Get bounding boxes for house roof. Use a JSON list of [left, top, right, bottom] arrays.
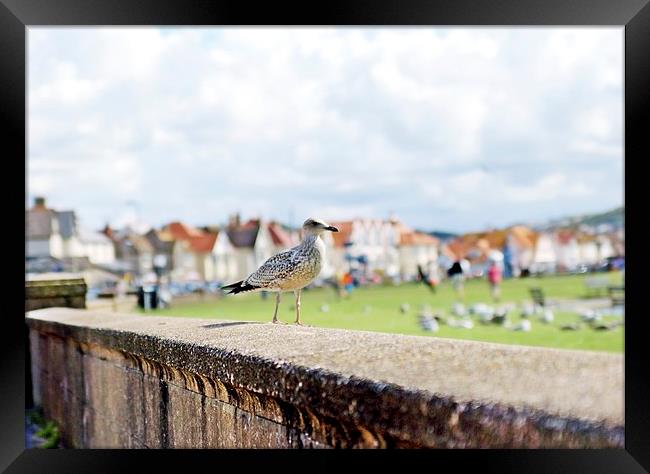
[[449, 226, 538, 260], [156, 229, 174, 242], [243, 218, 261, 228], [329, 221, 354, 247], [57, 211, 76, 239], [575, 232, 597, 244], [165, 222, 204, 240], [187, 233, 218, 253], [327, 218, 440, 248], [77, 228, 112, 244], [509, 225, 538, 248], [556, 229, 576, 245], [26, 206, 81, 240], [399, 231, 439, 246], [462, 229, 509, 249], [121, 233, 154, 254], [144, 229, 176, 253], [267, 222, 294, 248], [443, 240, 467, 260], [226, 220, 260, 248]]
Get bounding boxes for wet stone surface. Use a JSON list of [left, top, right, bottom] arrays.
[[26, 308, 624, 448]]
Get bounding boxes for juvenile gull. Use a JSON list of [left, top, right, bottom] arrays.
[[221, 218, 339, 325]]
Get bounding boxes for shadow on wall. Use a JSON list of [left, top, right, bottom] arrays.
[[201, 321, 264, 329]]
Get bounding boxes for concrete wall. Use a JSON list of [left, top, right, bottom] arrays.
[[26, 307, 624, 449]]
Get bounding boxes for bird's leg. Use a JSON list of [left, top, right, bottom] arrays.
[[294, 289, 302, 325], [272, 292, 286, 324]]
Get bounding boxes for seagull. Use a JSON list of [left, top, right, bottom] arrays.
[[221, 218, 339, 325], [421, 317, 439, 332], [561, 322, 582, 331], [492, 308, 508, 325], [520, 304, 535, 319], [541, 309, 554, 324], [417, 265, 436, 293], [512, 320, 532, 332], [579, 309, 600, 322], [452, 302, 466, 317]]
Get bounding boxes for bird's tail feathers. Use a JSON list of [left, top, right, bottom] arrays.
[[221, 280, 260, 294]]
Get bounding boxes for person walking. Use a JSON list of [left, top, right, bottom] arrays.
[[487, 261, 503, 302], [447, 259, 468, 301]]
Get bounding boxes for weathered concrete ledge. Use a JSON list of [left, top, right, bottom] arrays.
[[26, 308, 623, 448]]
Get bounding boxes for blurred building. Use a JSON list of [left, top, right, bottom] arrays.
[[224, 215, 275, 281], [154, 215, 295, 283], [442, 225, 536, 277], [444, 224, 622, 277], [26, 197, 115, 266], [550, 229, 617, 272], [397, 229, 440, 282], [104, 227, 154, 277], [144, 228, 175, 275], [325, 218, 400, 278], [323, 217, 439, 281], [159, 222, 212, 282]]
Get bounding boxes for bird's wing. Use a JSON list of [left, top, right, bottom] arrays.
[[418, 265, 427, 280], [418, 265, 432, 287], [244, 249, 304, 288]]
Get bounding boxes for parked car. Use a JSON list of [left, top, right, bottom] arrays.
[[206, 281, 224, 294], [607, 256, 625, 271]]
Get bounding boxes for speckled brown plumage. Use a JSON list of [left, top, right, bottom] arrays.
[[221, 218, 339, 324], [244, 234, 324, 291]]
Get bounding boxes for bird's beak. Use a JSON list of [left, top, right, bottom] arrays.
[[325, 226, 339, 232]]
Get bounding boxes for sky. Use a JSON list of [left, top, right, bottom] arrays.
[[27, 27, 623, 233]]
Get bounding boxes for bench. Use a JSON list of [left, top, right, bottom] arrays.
[[585, 276, 610, 297], [608, 286, 625, 306]]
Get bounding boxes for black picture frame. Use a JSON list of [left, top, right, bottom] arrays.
[[3, 0, 648, 471]]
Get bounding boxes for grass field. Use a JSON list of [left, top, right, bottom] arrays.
[[146, 272, 624, 353]]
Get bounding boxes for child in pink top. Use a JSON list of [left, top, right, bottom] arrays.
[[488, 262, 502, 302]]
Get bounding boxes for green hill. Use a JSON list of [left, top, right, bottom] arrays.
[[538, 206, 624, 231]]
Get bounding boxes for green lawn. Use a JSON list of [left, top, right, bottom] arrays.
[[147, 272, 624, 353]]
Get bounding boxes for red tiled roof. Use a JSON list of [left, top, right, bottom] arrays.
[[242, 219, 261, 229], [268, 223, 294, 248], [399, 231, 439, 246], [329, 221, 353, 248], [166, 221, 204, 240], [451, 226, 538, 257], [443, 240, 466, 260], [188, 233, 217, 253], [556, 229, 575, 245], [509, 225, 537, 248]]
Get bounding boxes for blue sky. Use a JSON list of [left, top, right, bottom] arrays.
[[27, 27, 623, 233]]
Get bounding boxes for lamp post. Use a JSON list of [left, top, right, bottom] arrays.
[[153, 254, 167, 308], [153, 254, 167, 285]]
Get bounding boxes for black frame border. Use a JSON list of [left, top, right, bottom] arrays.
[[3, 0, 649, 471]]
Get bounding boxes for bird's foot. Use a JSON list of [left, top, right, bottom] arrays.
[[294, 321, 311, 327], [272, 319, 288, 325]]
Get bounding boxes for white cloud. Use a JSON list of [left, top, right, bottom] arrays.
[[27, 27, 623, 232]]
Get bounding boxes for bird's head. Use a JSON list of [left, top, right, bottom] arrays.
[[302, 218, 339, 236]]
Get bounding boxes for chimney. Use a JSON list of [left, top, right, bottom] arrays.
[[34, 196, 46, 209], [228, 213, 241, 228], [102, 223, 114, 239]]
